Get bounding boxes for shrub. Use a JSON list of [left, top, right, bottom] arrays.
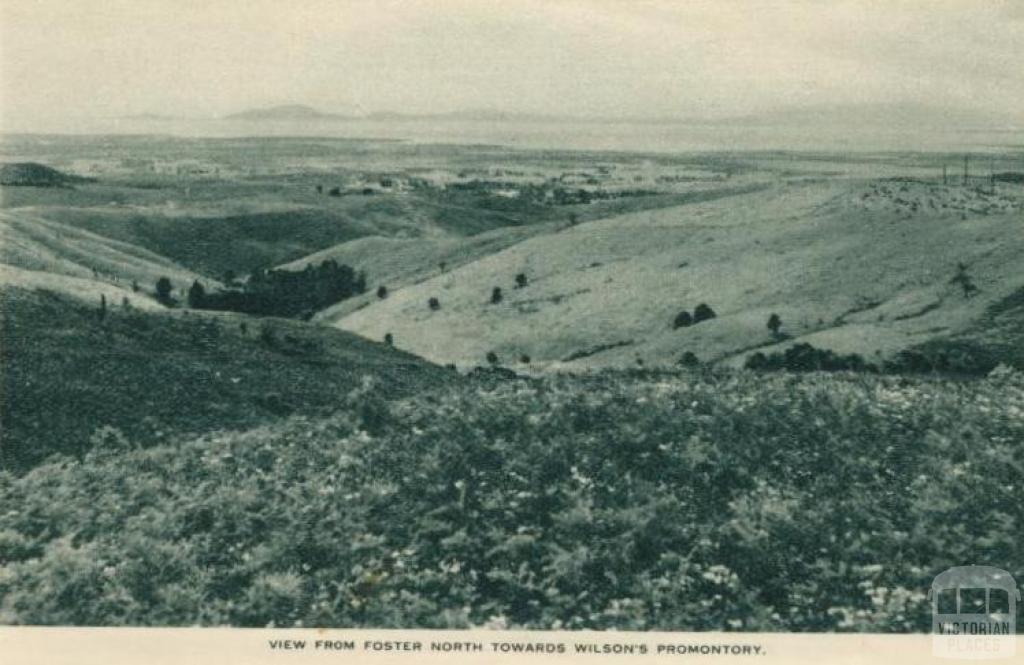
[[428, 297, 441, 311], [259, 325, 278, 349], [673, 310, 693, 329], [384, 333, 394, 346], [519, 354, 531, 364], [515, 273, 528, 288], [486, 351, 499, 365], [491, 287, 503, 304], [679, 351, 700, 367], [377, 285, 388, 299], [693, 303, 717, 323]]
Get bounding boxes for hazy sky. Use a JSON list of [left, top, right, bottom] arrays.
[[2, 0, 1022, 128]]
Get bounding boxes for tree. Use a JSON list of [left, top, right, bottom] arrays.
[[188, 280, 207, 308], [155, 277, 174, 304], [491, 287, 503, 304], [377, 285, 389, 299], [486, 351, 499, 365], [767, 313, 782, 336], [679, 351, 700, 367], [384, 333, 394, 346], [693, 303, 717, 323], [98, 294, 107, 321], [428, 297, 441, 311], [439, 261, 447, 273], [673, 310, 693, 329], [519, 354, 531, 364], [950, 262, 978, 298], [515, 273, 528, 288], [131, 279, 140, 293]]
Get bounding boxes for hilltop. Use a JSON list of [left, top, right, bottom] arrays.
[[0, 162, 90, 187], [224, 104, 353, 121]]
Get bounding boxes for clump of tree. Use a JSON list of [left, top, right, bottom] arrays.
[[190, 260, 366, 318], [745, 343, 874, 373], [491, 287, 503, 304], [428, 297, 441, 311], [673, 303, 717, 329]]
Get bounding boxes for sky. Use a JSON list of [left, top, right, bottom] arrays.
[[1, 0, 1022, 129]]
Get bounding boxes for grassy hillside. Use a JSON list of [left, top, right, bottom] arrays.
[[284, 224, 559, 321], [0, 287, 449, 472], [1, 365, 1020, 628], [334, 178, 1024, 369], [0, 210, 210, 306]]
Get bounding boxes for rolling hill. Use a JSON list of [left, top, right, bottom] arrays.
[[0, 286, 450, 472], [331, 177, 1024, 369], [0, 162, 90, 187], [0, 209, 213, 308]]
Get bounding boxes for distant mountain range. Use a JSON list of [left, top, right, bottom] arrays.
[[223, 104, 562, 123], [219, 103, 1022, 130]]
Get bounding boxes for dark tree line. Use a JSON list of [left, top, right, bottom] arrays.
[[186, 259, 366, 318]]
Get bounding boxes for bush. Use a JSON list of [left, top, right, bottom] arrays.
[[258, 325, 278, 349], [515, 273, 528, 288], [693, 303, 717, 323], [384, 333, 394, 346], [519, 354, 531, 364], [486, 351, 499, 365], [377, 285, 388, 299], [491, 287, 503, 304], [673, 310, 693, 329], [428, 297, 441, 311]]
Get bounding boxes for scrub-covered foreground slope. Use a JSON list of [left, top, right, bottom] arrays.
[[1, 363, 1021, 629]]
